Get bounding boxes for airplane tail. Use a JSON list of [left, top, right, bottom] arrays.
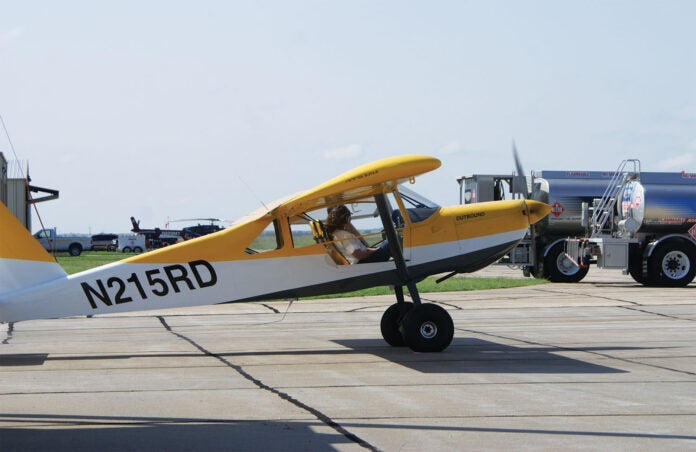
[[0, 202, 67, 296]]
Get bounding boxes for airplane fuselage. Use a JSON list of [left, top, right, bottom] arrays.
[[0, 199, 546, 322]]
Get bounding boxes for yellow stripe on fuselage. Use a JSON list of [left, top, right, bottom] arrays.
[[410, 200, 535, 247], [126, 199, 543, 266], [124, 215, 272, 264]]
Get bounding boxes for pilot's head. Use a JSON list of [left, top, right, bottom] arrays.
[[327, 204, 351, 227]]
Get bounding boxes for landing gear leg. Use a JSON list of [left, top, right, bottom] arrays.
[[374, 193, 454, 352]]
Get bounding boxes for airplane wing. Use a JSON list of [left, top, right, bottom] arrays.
[[277, 155, 441, 217]]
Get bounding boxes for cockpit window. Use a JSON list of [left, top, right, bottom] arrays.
[[291, 199, 384, 248], [398, 186, 439, 209], [246, 220, 283, 253], [393, 185, 439, 226]]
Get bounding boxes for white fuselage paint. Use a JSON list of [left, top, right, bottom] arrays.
[[0, 227, 527, 323]]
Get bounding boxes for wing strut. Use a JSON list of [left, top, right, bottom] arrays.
[[374, 193, 421, 305]]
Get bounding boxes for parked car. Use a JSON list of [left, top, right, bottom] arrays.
[[91, 233, 118, 251]]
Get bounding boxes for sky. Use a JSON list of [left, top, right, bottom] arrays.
[[1, 1, 695, 233]]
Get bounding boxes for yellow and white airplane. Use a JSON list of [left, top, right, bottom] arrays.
[[0, 155, 550, 352]]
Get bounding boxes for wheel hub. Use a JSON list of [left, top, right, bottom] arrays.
[[419, 321, 438, 339], [662, 251, 690, 279], [556, 253, 579, 276]]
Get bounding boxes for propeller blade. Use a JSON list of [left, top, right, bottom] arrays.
[[512, 141, 529, 199]]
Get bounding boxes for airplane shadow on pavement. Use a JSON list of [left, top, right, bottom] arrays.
[[333, 337, 634, 374], [0, 337, 641, 374], [0, 416, 352, 452]]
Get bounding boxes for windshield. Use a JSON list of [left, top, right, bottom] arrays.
[[398, 185, 439, 209], [394, 185, 439, 226]]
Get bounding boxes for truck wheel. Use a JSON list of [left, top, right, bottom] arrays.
[[544, 242, 588, 283], [647, 239, 696, 287], [628, 244, 648, 285], [133, 247, 143, 253], [122, 246, 132, 253], [68, 244, 82, 256]]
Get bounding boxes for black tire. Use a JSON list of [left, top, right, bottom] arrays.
[[380, 302, 413, 346], [68, 244, 82, 256], [647, 239, 696, 287], [401, 303, 454, 353], [544, 242, 589, 283], [122, 247, 132, 253], [133, 247, 143, 253], [628, 244, 649, 285]]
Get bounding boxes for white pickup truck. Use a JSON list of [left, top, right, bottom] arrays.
[[33, 228, 92, 256]]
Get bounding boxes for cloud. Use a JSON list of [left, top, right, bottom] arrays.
[[0, 26, 23, 49], [322, 144, 363, 161], [657, 152, 694, 171], [437, 140, 462, 155]]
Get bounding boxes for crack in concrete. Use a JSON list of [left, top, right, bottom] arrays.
[[156, 315, 380, 452]]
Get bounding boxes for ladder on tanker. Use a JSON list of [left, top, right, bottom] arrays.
[[589, 159, 641, 237]]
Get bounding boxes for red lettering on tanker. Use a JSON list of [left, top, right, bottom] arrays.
[[689, 224, 696, 240], [633, 194, 642, 207], [551, 201, 565, 217]]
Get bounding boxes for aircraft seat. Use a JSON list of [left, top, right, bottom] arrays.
[[309, 220, 350, 266]]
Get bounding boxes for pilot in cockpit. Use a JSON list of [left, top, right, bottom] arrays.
[[325, 205, 391, 264]]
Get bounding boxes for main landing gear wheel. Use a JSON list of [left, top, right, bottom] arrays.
[[380, 302, 414, 346], [400, 303, 454, 353]]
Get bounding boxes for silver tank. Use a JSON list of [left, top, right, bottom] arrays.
[[531, 170, 619, 235], [617, 172, 696, 234], [531, 170, 696, 235]]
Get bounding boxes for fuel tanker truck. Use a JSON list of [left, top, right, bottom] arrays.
[[458, 159, 696, 286]]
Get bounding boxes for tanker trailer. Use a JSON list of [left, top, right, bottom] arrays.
[[458, 160, 696, 286], [602, 171, 696, 286]]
